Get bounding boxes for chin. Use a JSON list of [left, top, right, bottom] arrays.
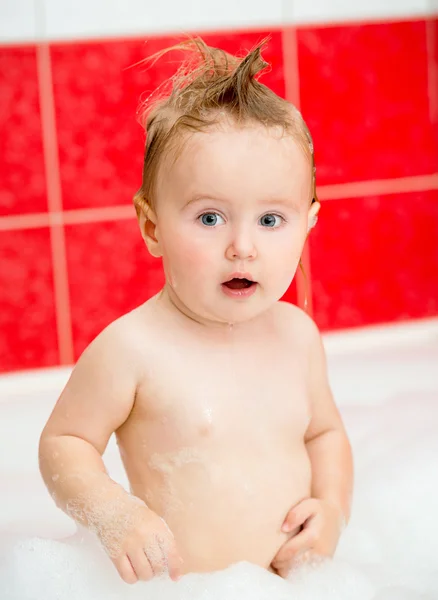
[[212, 304, 272, 325]]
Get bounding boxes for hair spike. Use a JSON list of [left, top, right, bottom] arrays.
[[133, 36, 315, 213]]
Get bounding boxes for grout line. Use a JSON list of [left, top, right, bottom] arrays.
[[317, 173, 438, 200], [298, 241, 314, 314], [62, 204, 135, 225], [1, 174, 437, 232], [281, 25, 314, 315], [0, 205, 136, 231], [281, 25, 300, 106], [0, 212, 53, 231], [36, 41, 74, 365]]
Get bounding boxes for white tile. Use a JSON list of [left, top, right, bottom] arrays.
[[3, 0, 433, 44], [0, 0, 37, 42], [43, 0, 283, 41], [1, 0, 435, 44], [285, 0, 432, 25]]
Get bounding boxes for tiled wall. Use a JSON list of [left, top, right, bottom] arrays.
[[0, 2, 437, 373]]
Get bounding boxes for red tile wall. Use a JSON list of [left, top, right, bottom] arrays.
[[0, 47, 47, 216], [310, 189, 438, 329], [0, 228, 58, 370], [0, 19, 437, 372], [297, 21, 437, 185], [65, 219, 164, 359]]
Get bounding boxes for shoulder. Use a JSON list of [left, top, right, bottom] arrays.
[[274, 304, 332, 404], [273, 301, 326, 373], [274, 301, 321, 344], [78, 304, 151, 375]]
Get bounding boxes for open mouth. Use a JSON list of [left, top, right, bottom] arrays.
[[223, 277, 255, 290], [222, 277, 256, 290]]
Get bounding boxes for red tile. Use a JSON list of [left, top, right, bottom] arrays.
[[51, 39, 151, 211], [0, 228, 58, 372], [298, 20, 436, 185], [50, 30, 284, 211], [309, 189, 438, 330], [0, 46, 47, 216], [430, 17, 438, 79], [65, 219, 164, 358], [428, 18, 438, 152]]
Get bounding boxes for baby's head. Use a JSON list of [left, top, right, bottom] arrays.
[[134, 38, 320, 326]]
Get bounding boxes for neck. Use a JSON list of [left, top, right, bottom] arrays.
[[155, 283, 268, 335]]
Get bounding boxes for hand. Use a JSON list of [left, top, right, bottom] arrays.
[[95, 498, 184, 584], [271, 497, 344, 578]]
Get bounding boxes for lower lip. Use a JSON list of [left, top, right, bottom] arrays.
[[221, 283, 258, 299]]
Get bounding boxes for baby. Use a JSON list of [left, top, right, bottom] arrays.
[[38, 39, 353, 585]]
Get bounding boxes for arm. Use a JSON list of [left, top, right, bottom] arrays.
[[39, 320, 185, 583], [38, 321, 139, 528], [304, 324, 354, 525], [271, 315, 354, 575]]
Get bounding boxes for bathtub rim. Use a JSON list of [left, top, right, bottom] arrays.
[[0, 316, 437, 402]]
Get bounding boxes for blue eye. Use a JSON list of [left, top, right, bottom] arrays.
[[259, 214, 283, 228], [199, 213, 225, 227]]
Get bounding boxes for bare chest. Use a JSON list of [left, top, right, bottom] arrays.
[[123, 340, 311, 455]]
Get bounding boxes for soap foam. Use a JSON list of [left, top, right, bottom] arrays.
[[0, 532, 377, 600], [1, 388, 437, 599]]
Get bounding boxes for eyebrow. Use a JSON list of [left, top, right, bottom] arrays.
[[183, 194, 218, 206], [264, 197, 302, 210], [183, 194, 302, 212]]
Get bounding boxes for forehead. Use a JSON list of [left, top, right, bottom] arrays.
[[159, 123, 312, 203]]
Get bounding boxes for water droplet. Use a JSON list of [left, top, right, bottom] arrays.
[[170, 271, 178, 289], [203, 406, 213, 423]]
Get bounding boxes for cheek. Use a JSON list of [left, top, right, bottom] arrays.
[[163, 229, 216, 275], [267, 227, 305, 261], [264, 230, 305, 284]]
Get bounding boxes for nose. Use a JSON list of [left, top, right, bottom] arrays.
[[225, 225, 257, 261]]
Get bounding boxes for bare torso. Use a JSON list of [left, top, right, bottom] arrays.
[[116, 296, 312, 574]]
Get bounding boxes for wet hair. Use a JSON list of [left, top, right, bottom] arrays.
[[133, 37, 317, 217]]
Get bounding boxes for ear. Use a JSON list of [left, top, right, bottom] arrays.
[[307, 200, 320, 235], [138, 206, 162, 258]]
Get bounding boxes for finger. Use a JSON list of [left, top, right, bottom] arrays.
[[274, 556, 306, 579], [127, 547, 155, 581], [282, 528, 315, 558], [145, 537, 169, 577], [275, 550, 315, 578], [275, 564, 292, 579], [114, 554, 138, 585], [272, 529, 315, 565], [281, 498, 316, 532], [166, 542, 184, 581], [282, 498, 317, 532]]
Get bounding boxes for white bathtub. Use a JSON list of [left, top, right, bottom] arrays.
[[1, 319, 437, 600]]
